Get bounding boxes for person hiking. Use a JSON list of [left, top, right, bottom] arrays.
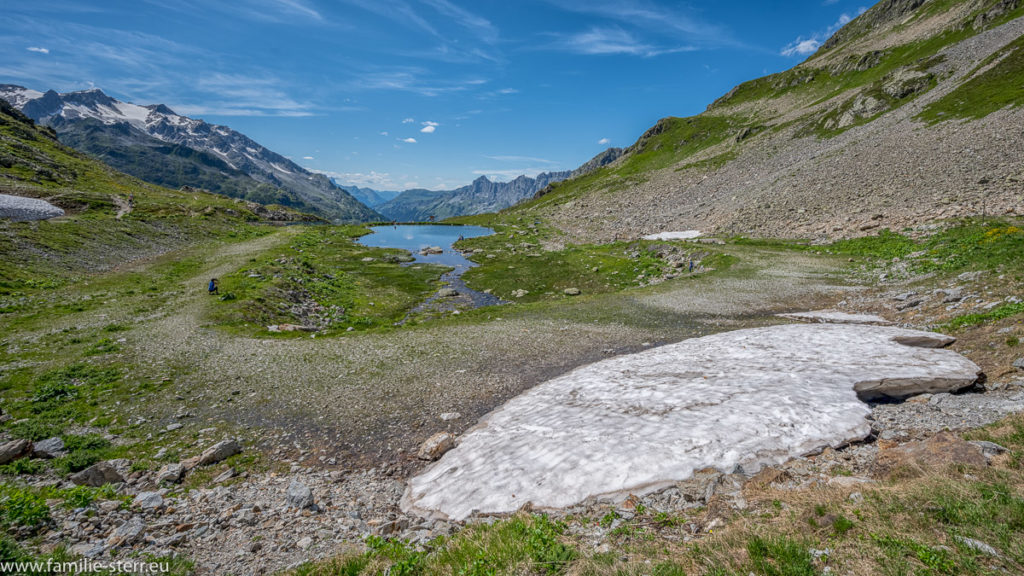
[[208, 278, 219, 295]]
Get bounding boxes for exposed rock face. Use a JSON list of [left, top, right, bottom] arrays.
[[71, 461, 125, 487], [0, 439, 32, 465], [403, 324, 980, 520]]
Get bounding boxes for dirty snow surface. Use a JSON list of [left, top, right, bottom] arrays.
[[403, 324, 980, 520], [642, 230, 702, 240], [778, 310, 892, 325], [0, 194, 64, 221]]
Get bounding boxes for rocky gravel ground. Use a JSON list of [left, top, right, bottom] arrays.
[[4, 231, 1024, 575]]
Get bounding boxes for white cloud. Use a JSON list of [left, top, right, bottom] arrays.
[[485, 155, 558, 164], [781, 38, 821, 57], [303, 156, 314, 160], [26, 46, 49, 54], [598, 137, 611, 145], [312, 169, 395, 188], [781, 10, 865, 58], [497, 88, 518, 94], [380, 131, 389, 136], [402, 117, 415, 123], [400, 137, 417, 143], [420, 125, 436, 133]]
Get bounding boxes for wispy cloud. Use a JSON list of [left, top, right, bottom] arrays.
[[402, 118, 415, 123], [421, 0, 498, 43], [471, 168, 557, 181], [26, 46, 49, 54], [542, 0, 740, 53], [303, 155, 315, 160], [400, 137, 417, 143], [313, 169, 398, 189], [351, 68, 488, 96], [780, 9, 865, 57], [484, 155, 559, 164], [420, 120, 439, 133], [141, 0, 326, 24], [598, 137, 611, 145]]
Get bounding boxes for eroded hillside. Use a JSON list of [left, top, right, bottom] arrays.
[[520, 0, 1024, 242]]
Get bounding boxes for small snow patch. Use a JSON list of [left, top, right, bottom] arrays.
[[642, 230, 702, 241]]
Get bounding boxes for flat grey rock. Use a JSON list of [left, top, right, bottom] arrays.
[[403, 324, 980, 520]]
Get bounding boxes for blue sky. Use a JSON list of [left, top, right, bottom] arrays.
[[2, 1, 867, 191]]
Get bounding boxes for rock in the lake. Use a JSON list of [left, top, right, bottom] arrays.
[[437, 288, 458, 298], [32, 437, 66, 459], [71, 461, 124, 487], [157, 463, 185, 484], [0, 439, 32, 465], [417, 432, 456, 461], [198, 439, 241, 466], [286, 480, 315, 509], [134, 492, 164, 511]]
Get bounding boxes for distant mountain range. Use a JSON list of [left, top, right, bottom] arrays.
[[338, 148, 624, 222], [0, 85, 380, 223], [331, 183, 402, 208]]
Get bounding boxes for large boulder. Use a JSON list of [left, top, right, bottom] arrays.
[[286, 480, 315, 509], [32, 437, 66, 459], [156, 463, 184, 484], [0, 439, 32, 465], [71, 461, 125, 487], [198, 439, 241, 466], [417, 432, 456, 461]]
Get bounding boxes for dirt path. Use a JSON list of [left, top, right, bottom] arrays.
[[125, 243, 854, 472]]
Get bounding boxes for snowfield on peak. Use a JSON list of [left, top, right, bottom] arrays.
[[403, 323, 980, 521]]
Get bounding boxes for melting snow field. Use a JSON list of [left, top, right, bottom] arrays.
[[403, 324, 980, 520]]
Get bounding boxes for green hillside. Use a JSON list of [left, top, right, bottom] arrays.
[[513, 0, 1024, 235], [0, 99, 318, 293]]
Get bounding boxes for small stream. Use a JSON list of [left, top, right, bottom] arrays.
[[357, 224, 505, 316]]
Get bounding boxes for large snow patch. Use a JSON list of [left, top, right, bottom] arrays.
[[403, 324, 980, 520]]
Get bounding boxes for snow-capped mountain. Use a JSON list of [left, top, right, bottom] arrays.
[[0, 85, 380, 223]]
